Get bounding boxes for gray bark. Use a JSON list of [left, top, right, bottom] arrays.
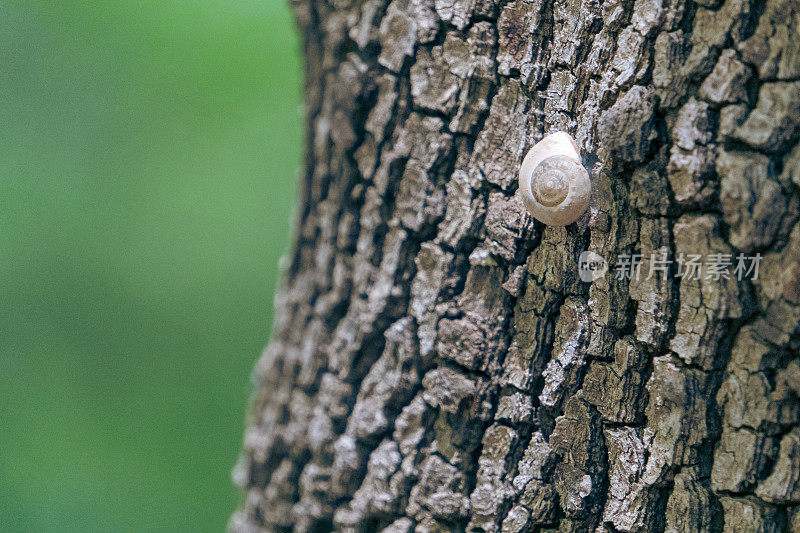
[[231, 0, 800, 531]]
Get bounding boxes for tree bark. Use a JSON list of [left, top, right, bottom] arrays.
[[231, 0, 800, 531]]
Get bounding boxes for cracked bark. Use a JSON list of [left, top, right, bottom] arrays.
[[231, 0, 800, 531]]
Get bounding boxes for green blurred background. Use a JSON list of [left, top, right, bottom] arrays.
[[1, 1, 302, 531]]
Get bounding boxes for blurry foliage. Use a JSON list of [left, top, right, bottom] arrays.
[[0, 1, 302, 530]]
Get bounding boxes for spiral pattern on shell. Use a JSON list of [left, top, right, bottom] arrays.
[[531, 156, 572, 207], [518, 132, 591, 226]]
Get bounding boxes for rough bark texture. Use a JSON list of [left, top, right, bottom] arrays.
[[231, 0, 800, 531]]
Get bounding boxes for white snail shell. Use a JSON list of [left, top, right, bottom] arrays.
[[519, 132, 591, 226]]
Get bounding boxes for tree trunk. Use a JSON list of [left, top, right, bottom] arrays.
[[231, 0, 800, 530]]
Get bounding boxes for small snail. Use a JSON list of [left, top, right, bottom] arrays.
[[518, 132, 591, 226]]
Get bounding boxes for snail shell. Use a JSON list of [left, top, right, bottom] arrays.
[[519, 132, 591, 226]]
